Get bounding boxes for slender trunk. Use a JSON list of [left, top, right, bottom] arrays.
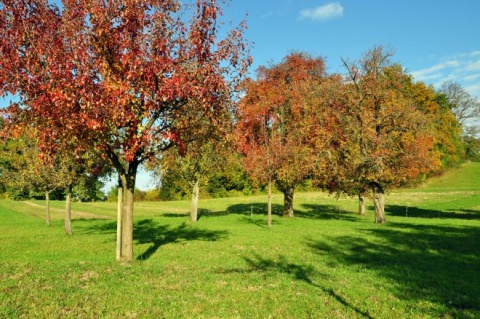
[[190, 178, 200, 223], [267, 179, 272, 227], [372, 182, 386, 224], [64, 185, 72, 235], [116, 178, 123, 261], [119, 162, 138, 262], [45, 191, 51, 226], [282, 186, 295, 217], [358, 193, 366, 215]]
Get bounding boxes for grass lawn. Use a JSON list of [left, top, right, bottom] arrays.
[[1, 162, 479, 318]]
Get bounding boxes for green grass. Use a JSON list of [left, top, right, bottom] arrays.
[[1, 163, 480, 318]]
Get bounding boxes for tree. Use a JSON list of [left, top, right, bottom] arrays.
[[404, 82, 464, 169], [331, 47, 440, 223], [237, 52, 338, 219], [0, 127, 105, 234], [439, 81, 480, 162], [152, 141, 221, 222], [1, 0, 250, 261], [440, 81, 480, 135], [1, 131, 65, 226]]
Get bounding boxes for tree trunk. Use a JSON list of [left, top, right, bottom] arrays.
[[372, 182, 386, 223], [190, 178, 200, 223], [64, 185, 72, 235], [116, 178, 123, 261], [45, 191, 51, 226], [267, 179, 272, 227], [282, 187, 295, 217], [118, 162, 138, 262], [358, 193, 366, 215]]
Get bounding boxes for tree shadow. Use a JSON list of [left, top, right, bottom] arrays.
[[225, 203, 284, 216], [217, 253, 373, 319], [85, 218, 228, 260], [306, 222, 480, 317], [298, 204, 358, 221], [237, 215, 281, 228], [163, 208, 214, 221], [386, 205, 480, 220], [134, 219, 228, 260]]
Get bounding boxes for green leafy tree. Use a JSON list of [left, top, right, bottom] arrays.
[[1, 131, 65, 225]]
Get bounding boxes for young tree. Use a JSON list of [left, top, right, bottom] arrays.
[[1, 132, 64, 225], [237, 52, 338, 218], [150, 140, 215, 222], [1, 0, 250, 261]]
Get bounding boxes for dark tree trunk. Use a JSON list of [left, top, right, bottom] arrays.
[[358, 193, 366, 216], [282, 186, 295, 217], [64, 185, 73, 235], [267, 179, 272, 227], [190, 178, 200, 223], [45, 191, 51, 226], [371, 182, 386, 223]]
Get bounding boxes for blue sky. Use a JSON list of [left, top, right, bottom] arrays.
[[2, 0, 479, 190], [223, 0, 480, 96]]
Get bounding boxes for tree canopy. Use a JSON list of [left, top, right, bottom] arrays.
[[1, 0, 251, 261]]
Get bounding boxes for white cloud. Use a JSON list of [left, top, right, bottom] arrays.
[[410, 60, 461, 80], [410, 52, 480, 97], [465, 60, 480, 72], [300, 2, 343, 21]]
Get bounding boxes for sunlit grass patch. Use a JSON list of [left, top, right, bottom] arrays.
[[1, 162, 479, 318]]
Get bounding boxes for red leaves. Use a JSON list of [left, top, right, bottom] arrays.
[[236, 53, 335, 187], [1, 0, 250, 168]]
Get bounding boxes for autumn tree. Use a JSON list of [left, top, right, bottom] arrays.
[[237, 52, 338, 219], [402, 81, 464, 169], [1, 0, 250, 261], [331, 47, 440, 223]]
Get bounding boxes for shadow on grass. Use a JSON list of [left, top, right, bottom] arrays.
[[306, 222, 480, 317], [218, 253, 373, 319], [298, 204, 358, 221], [226, 203, 283, 216], [85, 219, 228, 260], [223, 202, 359, 221], [386, 205, 480, 220]]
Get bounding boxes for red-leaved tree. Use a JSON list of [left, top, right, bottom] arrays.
[[236, 53, 339, 219], [0, 0, 250, 261]]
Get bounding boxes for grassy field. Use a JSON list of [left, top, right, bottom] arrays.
[[1, 163, 479, 318]]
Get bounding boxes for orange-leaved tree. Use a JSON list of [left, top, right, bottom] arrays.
[[0, 0, 251, 261], [236, 52, 339, 220], [329, 47, 441, 223]]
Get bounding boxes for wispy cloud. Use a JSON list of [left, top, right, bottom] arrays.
[[411, 51, 480, 97], [299, 2, 343, 22]]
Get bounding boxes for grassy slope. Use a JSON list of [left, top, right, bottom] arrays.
[[1, 163, 479, 318]]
